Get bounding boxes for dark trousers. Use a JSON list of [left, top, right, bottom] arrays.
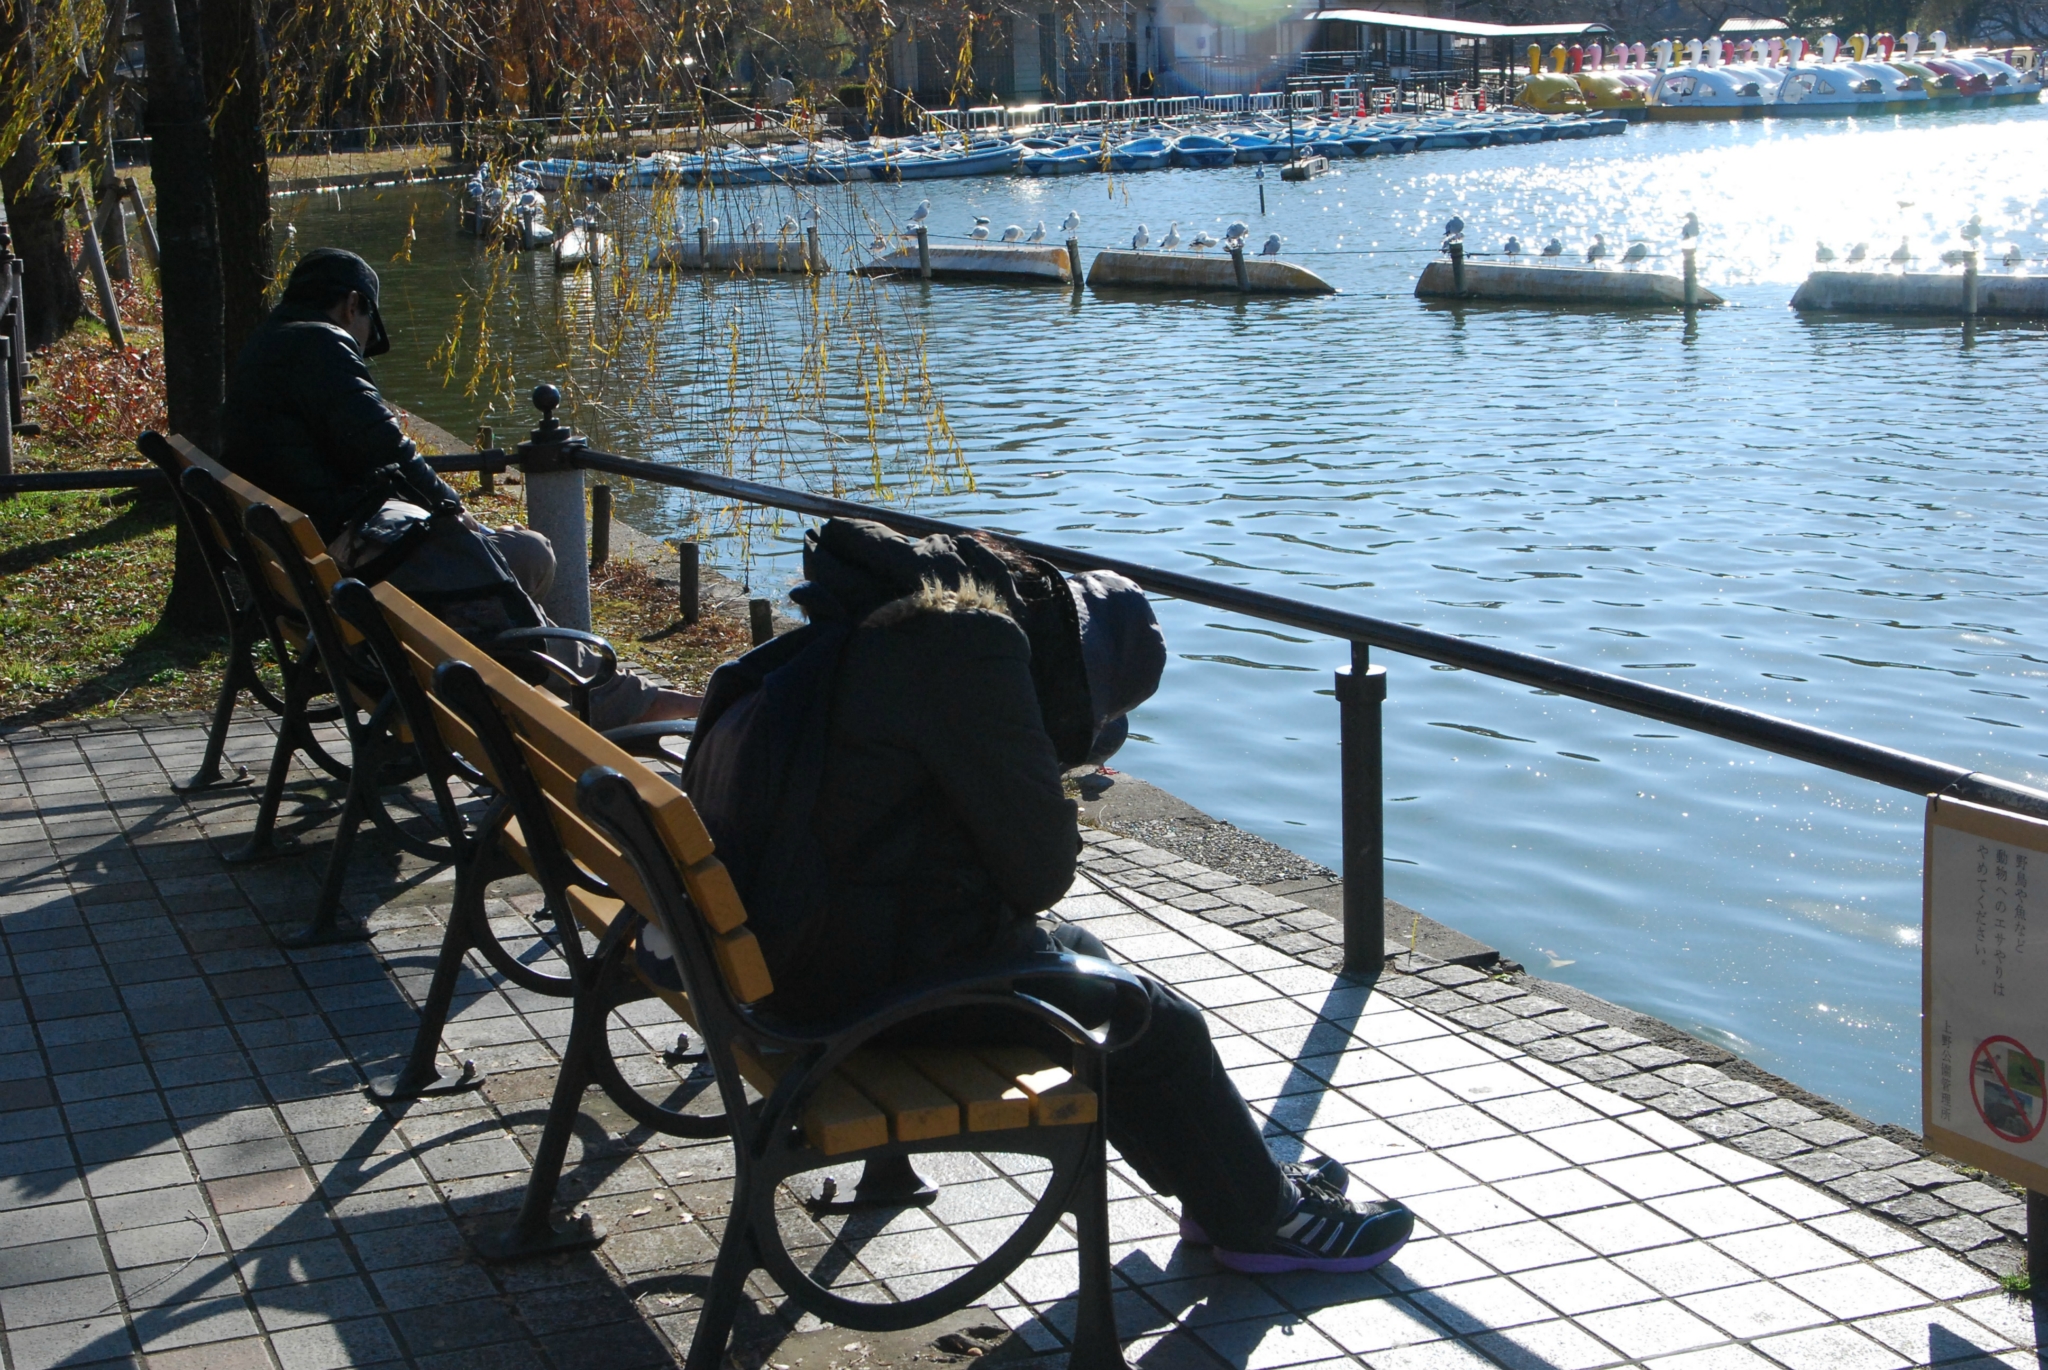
[[899, 922, 1294, 1249]]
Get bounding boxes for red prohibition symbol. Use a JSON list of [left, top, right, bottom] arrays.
[[1970, 1036, 2048, 1145]]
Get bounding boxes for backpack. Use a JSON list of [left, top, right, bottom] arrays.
[[327, 466, 545, 643]]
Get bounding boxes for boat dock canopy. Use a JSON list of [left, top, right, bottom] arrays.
[[1717, 16, 1793, 32], [1305, 8, 1613, 39]]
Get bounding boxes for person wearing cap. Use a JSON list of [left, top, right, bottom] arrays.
[[674, 518, 1415, 1277], [221, 248, 696, 727]]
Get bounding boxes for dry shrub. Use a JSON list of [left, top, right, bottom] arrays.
[[36, 340, 168, 452]]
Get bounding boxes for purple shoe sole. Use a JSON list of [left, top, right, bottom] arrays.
[[1179, 1215, 1209, 1245], [1210, 1231, 1410, 1275]]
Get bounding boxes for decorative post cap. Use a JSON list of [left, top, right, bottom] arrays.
[[517, 382, 585, 473]]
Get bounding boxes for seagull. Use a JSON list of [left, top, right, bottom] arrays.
[[1225, 220, 1250, 244], [1962, 212, 1983, 241], [744, 217, 764, 238], [1586, 234, 1609, 262], [2005, 244, 2025, 268], [1503, 236, 1521, 256], [969, 217, 990, 241], [868, 233, 889, 252], [909, 199, 930, 225], [1132, 223, 1149, 251], [1190, 230, 1218, 251], [779, 215, 799, 234], [1060, 209, 1081, 234], [1260, 233, 1282, 257], [1000, 224, 1023, 243], [700, 216, 720, 237], [1815, 242, 1836, 263], [1891, 236, 1913, 264], [1622, 241, 1648, 266], [1443, 215, 1465, 241], [1541, 236, 1564, 257], [1025, 221, 1046, 244], [1940, 248, 1973, 266], [1160, 222, 1181, 251], [1680, 212, 1701, 243], [1847, 242, 1868, 263]]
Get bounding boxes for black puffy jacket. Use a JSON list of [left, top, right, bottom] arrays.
[[686, 519, 1084, 1022], [220, 302, 458, 542]]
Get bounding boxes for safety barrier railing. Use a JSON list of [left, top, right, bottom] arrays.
[[467, 397, 2048, 981]]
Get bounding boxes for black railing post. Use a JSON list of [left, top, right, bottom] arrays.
[[1336, 640, 1387, 972]]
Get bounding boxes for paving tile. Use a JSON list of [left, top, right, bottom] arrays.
[[1304, 1294, 1448, 1354], [1450, 1221, 1594, 1275], [1510, 1256, 1657, 1315], [1648, 1186, 1786, 1238], [1750, 1324, 1912, 1370], [1468, 1317, 1623, 1370], [1533, 1119, 1659, 1166], [1577, 1300, 1726, 1359], [1616, 1241, 1759, 1297], [1806, 1212, 1925, 1259], [1851, 1305, 2012, 1361], [1492, 1168, 1629, 1219], [1586, 1154, 1722, 1200], [1778, 1265, 1930, 1320], [1680, 1281, 1832, 1338], [1711, 1225, 1859, 1279], [1870, 1247, 1999, 1300], [1405, 1277, 1554, 1334]]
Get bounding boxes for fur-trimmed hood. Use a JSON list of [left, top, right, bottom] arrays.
[[862, 576, 1013, 630]]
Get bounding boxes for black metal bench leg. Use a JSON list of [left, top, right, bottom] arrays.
[[683, 1184, 761, 1370], [1067, 1078, 1129, 1370], [176, 638, 252, 793], [471, 969, 608, 1261], [221, 707, 301, 863], [365, 870, 486, 1101], [276, 777, 376, 948]]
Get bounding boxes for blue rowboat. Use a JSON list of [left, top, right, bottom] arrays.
[[1106, 136, 1173, 172], [1170, 134, 1237, 169]]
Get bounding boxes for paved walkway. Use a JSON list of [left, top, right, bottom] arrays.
[[0, 710, 2041, 1370]]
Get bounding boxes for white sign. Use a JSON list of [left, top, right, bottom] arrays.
[[1925, 795, 2048, 1192]]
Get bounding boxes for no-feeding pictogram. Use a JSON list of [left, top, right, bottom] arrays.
[[1969, 1036, 2046, 1144]]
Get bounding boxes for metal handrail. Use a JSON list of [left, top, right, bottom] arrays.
[[567, 446, 2048, 825]]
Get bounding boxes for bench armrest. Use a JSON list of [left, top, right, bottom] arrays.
[[754, 951, 1153, 1059], [487, 626, 618, 721], [600, 719, 694, 765]]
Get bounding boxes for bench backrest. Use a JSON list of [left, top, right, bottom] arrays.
[[375, 582, 773, 1005]]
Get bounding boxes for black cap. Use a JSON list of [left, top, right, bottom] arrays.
[[280, 248, 391, 356]]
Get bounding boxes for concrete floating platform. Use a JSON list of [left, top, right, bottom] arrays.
[[1791, 269, 2048, 317], [1414, 260, 1722, 308], [1086, 249, 1335, 296], [648, 239, 822, 273], [854, 242, 1073, 284], [1280, 155, 1332, 181]]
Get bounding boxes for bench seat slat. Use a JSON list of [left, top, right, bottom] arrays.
[[901, 1050, 1033, 1132], [835, 1051, 962, 1142], [972, 1048, 1097, 1126]]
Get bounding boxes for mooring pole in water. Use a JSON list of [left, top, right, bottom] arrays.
[[1230, 241, 1250, 293], [475, 426, 494, 494], [1065, 236, 1082, 284], [697, 224, 710, 268], [589, 483, 612, 570], [1964, 251, 1979, 319], [1257, 164, 1267, 216], [806, 224, 822, 273], [678, 541, 700, 623], [750, 598, 774, 645], [518, 385, 592, 632], [1449, 240, 1466, 296], [917, 224, 932, 279], [1337, 640, 1388, 973], [1683, 247, 1699, 310]]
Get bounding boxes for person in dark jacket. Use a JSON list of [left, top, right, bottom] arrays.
[[221, 248, 693, 728], [679, 518, 1415, 1276]]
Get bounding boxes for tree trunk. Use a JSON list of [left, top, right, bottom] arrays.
[[202, 0, 270, 361], [0, 0, 85, 349], [138, 0, 225, 632], [89, 0, 131, 282]]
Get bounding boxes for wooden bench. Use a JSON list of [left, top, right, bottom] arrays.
[[136, 431, 336, 792], [329, 577, 691, 1099], [415, 608, 1150, 1370]]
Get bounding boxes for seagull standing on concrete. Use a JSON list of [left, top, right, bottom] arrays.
[[1680, 212, 1701, 244], [1132, 223, 1150, 250], [1160, 221, 1181, 251], [1260, 233, 1282, 257], [1001, 224, 1023, 242], [1503, 236, 1521, 256], [1025, 221, 1046, 244], [1060, 209, 1082, 234], [1586, 234, 1609, 263], [1190, 230, 1218, 251], [744, 217, 765, 238], [1541, 236, 1564, 257], [2005, 244, 2025, 268], [1225, 220, 1250, 245], [1847, 242, 1868, 263], [969, 217, 991, 241], [780, 215, 799, 234], [1962, 212, 1983, 241], [1891, 237, 1913, 264], [1622, 241, 1648, 267], [1815, 242, 1836, 263]]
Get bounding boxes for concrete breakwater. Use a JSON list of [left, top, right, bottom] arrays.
[[1415, 259, 1723, 307], [1792, 267, 2048, 316]]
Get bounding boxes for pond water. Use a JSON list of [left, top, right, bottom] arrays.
[[301, 105, 2048, 1127]]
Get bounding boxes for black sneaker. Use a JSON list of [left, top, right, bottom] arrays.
[[1213, 1182, 1414, 1275], [1178, 1156, 1351, 1245]]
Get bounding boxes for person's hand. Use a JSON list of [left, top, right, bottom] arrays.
[[459, 510, 485, 534]]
